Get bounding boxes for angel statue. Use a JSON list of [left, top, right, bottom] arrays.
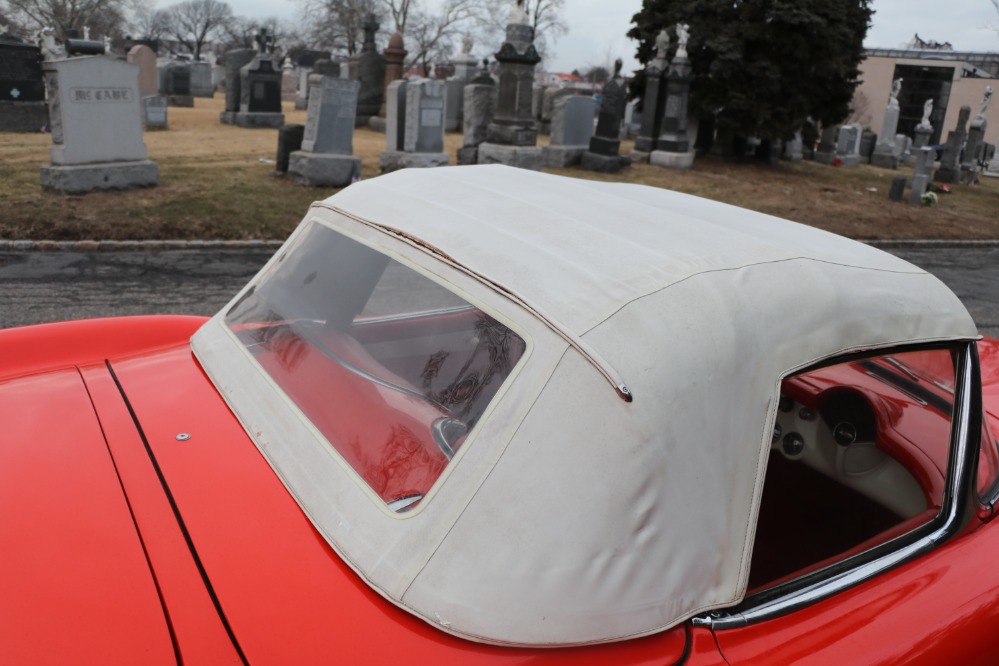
[[654, 28, 670, 63], [890, 77, 902, 105], [920, 98, 933, 128], [675, 23, 690, 59]]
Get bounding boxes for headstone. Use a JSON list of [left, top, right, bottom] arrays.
[[477, 2, 542, 170], [835, 123, 862, 167], [141, 95, 167, 129], [39, 55, 158, 193], [0, 39, 49, 132], [888, 174, 906, 202], [633, 30, 669, 159], [379, 78, 449, 172], [236, 31, 285, 129], [355, 13, 385, 127], [281, 60, 296, 101], [542, 95, 595, 168], [274, 124, 304, 174], [539, 86, 571, 137], [782, 131, 803, 162], [445, 78, 464, 132], [444, 43, 478, 133], [451, 38, 478, 81], [814, 125, 838, 164], [384, 79, 407, 152], [294, 67, 311, 109], [908, 147, 935, 205], [858, 129, 877, 163], [983, 143, 999, 178], [650, 23, 695, 170], [961, 87, 993, 184], [220, 47, 255, 124], [583, 58, 630, 172], [871, 78, 903, 168], [531, 86, 546, 133], [160, 62, 193, 107], [370, 31, 406, 131], [935, 105, 970, 183], [126, 45, 157, 97], [895, 134, 911, 164], [622, 100, 637, 138], [289, 77, 361, 186], [190, 61, 213, 97], [456, 63, 496, 165]]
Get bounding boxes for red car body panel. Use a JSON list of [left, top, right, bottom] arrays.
[[108, 341, 694, 664], [0, 366, 175, 664], [7, 315, 999, 664], [713, 515, 999, 664]]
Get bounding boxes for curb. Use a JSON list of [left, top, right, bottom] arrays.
[[864, 240, 999, 249]]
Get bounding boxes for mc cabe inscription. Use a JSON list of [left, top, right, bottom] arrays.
[[71, 87, 133, 102]]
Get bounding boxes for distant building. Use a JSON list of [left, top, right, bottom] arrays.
[[854, 44, 999, 145]]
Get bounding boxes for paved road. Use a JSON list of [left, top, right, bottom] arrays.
[[0, 246, 997, 338]]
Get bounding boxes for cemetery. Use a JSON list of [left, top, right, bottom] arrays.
[[0, 5, 997, 243]]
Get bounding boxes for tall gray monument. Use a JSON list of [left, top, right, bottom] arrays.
[[582, 59, 629, 173], [961, 85, 993, 184], [355, 14, 385, 127], [871, 77, 902, 168], [477, 1, 542, 170], [236, 30, 284, 129], [457, 61, 496, 165], [650, 24, 695, 170], [934, 105, 970, 184], [220, 47, 255, 125], [632, 27, 670, 161], [288, 76, 361, 187]]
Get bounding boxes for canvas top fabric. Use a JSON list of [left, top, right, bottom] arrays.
[[192, 165, 977, 646]]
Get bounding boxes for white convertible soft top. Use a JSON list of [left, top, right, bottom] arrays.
[[192, 165, 977, 646]]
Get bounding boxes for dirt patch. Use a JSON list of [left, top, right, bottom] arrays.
[[1, 93, 996, 241]]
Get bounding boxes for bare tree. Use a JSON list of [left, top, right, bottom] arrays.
[[219, 15, 289, 53], [162, 0, 231, 60], [404, 0, 482, 72], [3, 0, 128, 41], [380, 0, 414, 33], [127, 0, 170, 41], [296, 0, 380, 56]]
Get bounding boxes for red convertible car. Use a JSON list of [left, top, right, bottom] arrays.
[[3, 165, 999, 664]]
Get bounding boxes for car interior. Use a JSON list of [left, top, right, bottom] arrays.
[[748, 348, 956, 592]]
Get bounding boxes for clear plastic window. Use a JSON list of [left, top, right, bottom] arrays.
[[225, 223, 526, 512]]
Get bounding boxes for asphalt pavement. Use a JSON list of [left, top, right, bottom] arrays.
[[0, 244, 996, 338]]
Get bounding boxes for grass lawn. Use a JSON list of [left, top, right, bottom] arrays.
[[1, 93, 997, 241]]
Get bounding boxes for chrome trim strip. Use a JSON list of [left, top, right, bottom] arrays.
[[704, 344, 978, 631]]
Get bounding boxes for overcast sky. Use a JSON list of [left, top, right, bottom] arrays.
[[225, 0, 999, 74]]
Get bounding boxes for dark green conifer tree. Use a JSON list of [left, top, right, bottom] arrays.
[[628, 0, 873, 143]]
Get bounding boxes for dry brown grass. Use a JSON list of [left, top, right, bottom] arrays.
[[1, 92, 997, 241]]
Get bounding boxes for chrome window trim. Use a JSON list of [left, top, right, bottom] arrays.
[[696, 342, 981, 631]]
